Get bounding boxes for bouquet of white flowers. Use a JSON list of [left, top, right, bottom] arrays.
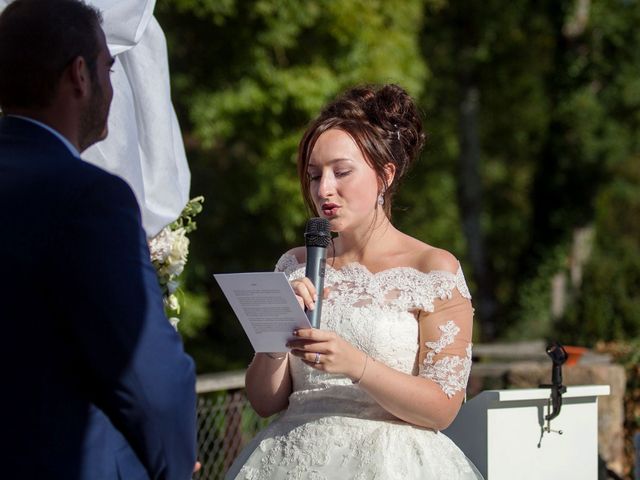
[[148, 196, 204, 328]]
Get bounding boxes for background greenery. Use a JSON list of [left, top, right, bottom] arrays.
[[154, 0, 640, 373]]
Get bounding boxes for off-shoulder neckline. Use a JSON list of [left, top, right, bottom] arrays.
[[279, 252, 462, 279]]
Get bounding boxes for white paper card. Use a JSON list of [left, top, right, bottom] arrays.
[[214, 272, 312, 352]]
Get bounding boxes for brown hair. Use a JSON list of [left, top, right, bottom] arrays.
[[297, 84, 426, 218], [0, 0, 103, 110]]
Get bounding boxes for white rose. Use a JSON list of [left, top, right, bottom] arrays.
[[169, 228, 189, 263], [164, 259, 185, 277], [168, 317, 180, 330], [167, 280, 179, 294], [164, 294, 179, 312], [148, 227, 173, 263]]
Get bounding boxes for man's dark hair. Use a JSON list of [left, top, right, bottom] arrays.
[[0, 0, 103, 110]]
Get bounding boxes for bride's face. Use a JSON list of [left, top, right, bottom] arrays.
[[307, 128, 380, 233]]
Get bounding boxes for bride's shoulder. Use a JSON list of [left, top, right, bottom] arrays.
[[284, 247, 306, 264], [274, 247, 305, 272], [410, 241, 460, 275]]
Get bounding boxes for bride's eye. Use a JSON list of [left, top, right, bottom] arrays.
[[335, 170, 351, 178]]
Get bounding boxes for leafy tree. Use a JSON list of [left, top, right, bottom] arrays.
[[519, 0, 640, 342], [420, 0, 640, 341], [419, 0, 556, 339], [559, 157, 640, 344]]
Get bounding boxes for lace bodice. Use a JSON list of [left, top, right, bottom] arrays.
[[274, 253, 474, 420]]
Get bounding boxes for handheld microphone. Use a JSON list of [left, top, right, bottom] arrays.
[[304, 217, 331, 328]]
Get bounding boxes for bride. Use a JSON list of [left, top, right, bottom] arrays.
[[226, 84, 483, 479]]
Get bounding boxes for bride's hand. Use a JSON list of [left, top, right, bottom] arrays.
[[290, 277, 317, 310], [290, 278, 330, 311], [286, 328, 365, 381]]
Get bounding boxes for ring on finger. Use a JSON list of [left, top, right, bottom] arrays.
[[314, 352, 321, 364]]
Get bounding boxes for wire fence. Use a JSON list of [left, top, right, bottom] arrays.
[[193, 372, 271, 480]]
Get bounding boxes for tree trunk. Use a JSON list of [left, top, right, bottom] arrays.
[[457, 82, 498, 340]]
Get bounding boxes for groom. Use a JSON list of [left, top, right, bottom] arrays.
[[0, 1, 197, 479]]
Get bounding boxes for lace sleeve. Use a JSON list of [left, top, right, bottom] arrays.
[[274, 252, 306, 281], [417, 286, 474, 398]]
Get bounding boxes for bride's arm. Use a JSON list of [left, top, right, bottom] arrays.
[[245, 353, 292, 418], [359, 369, 464, 431], [355, 287, 472, 430], [245, 249, 306, 417]]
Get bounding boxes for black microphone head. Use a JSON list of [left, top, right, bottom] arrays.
[[304, 217, 331, 248]]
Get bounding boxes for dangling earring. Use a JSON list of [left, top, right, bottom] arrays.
[[377, 191, 385, 206]]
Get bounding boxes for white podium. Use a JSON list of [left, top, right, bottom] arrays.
[[443, 385, 610, 480]]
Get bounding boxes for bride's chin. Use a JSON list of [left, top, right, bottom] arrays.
[[327, 218, 344, 232]]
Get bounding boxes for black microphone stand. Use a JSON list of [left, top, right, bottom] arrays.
[[538, 342, 568, 443]]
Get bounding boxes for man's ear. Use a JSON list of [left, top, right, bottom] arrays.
[[65, 56, 91, 99]]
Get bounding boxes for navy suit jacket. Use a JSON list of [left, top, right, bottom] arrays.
[[0, 116, 197, 480]]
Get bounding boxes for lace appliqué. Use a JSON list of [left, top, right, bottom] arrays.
[[421, 320, 472, 398], [274, 253, 471, 313], [455, 269, 472, 301], [239, 428, 331, 480], [275, 253, 300, 274]]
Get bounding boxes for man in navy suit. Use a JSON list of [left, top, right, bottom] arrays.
[[0, 1, 197, 478]]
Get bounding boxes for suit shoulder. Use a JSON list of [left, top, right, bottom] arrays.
[[72, 161, 138, 208]]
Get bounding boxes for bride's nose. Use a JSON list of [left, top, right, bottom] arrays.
[[317, 172, 336, 199]]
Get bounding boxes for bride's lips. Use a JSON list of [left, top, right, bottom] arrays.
[[321, 203, 340, 217]]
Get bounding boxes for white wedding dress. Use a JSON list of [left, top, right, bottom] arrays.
[[226, 253, 483, 480]]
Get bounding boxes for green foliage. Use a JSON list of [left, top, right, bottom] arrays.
[[419, 0, 558, 319], [503, 245, 569, 341], [395, 170, 465, 255], [504, 0, 640, 341], [175, 288, 210, 338], [558, 157, 640, 345], [170, 196, 204, 234]]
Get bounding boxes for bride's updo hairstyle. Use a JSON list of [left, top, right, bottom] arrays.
[[297, 84, 426, 218]]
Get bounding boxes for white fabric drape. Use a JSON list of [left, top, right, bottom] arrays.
[[92, 0, 155, 56], [0, 0, 192, 238], [86, 0, 191, 238]]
